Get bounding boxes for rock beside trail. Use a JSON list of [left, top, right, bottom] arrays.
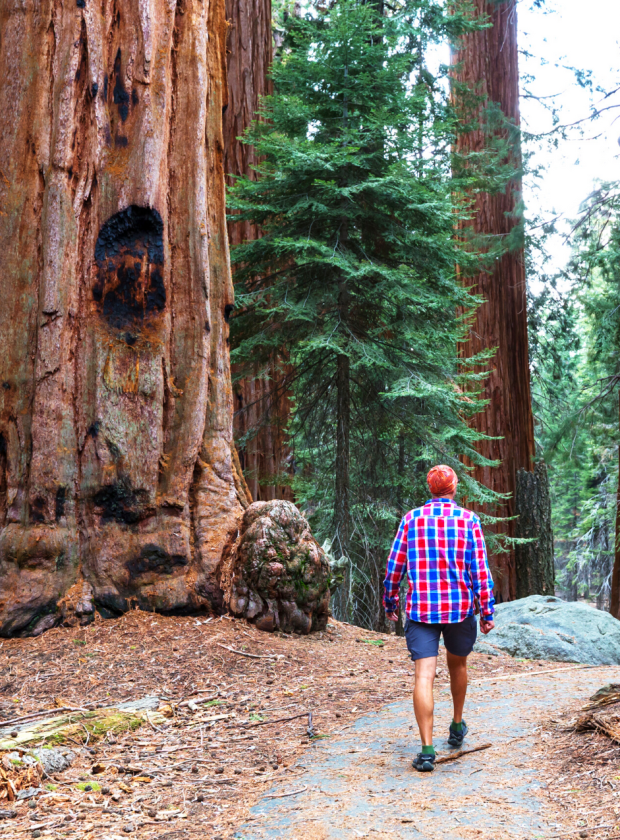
[[475, 595, 620, 664], [32, 747, 75, 775], [222, 501, 331, 634], [4, 748, 75, 776]]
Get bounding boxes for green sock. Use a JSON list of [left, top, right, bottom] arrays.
[[452, 719, 464, 733], [421, 745, 435, 756]]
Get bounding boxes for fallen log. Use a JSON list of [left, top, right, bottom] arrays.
[[0, 699, 168, 751]]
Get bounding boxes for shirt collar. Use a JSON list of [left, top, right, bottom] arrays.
[[425, 498, 455, 505]]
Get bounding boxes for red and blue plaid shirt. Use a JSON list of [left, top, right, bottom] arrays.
[[383, 498, 495, 624]]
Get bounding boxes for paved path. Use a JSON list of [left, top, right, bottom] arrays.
[[235, 664, 619, 840]]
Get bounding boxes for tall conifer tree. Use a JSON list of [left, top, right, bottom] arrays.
[[229, 0, 499, 625]]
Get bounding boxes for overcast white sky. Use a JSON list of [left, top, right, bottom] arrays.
[[518, 0, 620, 275]]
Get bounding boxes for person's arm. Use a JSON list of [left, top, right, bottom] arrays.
[[383, 516, 408, 620], [470, 517, 495, 624]]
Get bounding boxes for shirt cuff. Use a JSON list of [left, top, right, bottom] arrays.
[[384, 597, 398, 612]]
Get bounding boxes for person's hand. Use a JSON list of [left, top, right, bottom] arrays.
[[386, 611, 398, 623], [480, 618, 494, 635]]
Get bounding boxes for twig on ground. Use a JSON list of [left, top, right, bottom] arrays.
[[473, 664, 599, 684], [547, 827, 616, 838], [79, 721, 91, 747], [9, 820, 65, 834], [435, 743, 492, 764], [243, 712, 309, 729], [263, 785, 308, 799], [178, 694, 220, 708], [145, 710, 163, 733], [215, 643, 278, 660], [0, 706, 91, 728]]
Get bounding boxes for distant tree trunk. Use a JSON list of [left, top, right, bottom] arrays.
[[452, 0, 537, 601], [515, 462, 554, 597], [224, 0, 294, 503], [0, 0, 244, 634], [334, 351, 351, 617], [395, 433, 406, 636], [223, 0, 272, 251], [610, 391, 620, 618]]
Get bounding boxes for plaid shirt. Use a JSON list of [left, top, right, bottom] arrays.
[[383, 498, 495, 624]]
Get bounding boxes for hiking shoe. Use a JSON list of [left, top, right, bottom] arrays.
[[448, 720, 468, 747], [412, 752, 436, 772]]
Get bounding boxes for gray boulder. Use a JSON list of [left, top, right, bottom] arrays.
[[474, 595, 620, 664], [31, 747, 75, 775], [6, 747, 75, 775]]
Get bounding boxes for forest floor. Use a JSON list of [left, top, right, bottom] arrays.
[[0, 611, 618, 839]]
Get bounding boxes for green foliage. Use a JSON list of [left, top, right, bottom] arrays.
[[530, 183, 620, 606], [76, 781, 101, 792], [229, 0, 508, 627]]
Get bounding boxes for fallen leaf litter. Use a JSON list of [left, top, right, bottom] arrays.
[[0, 609, 614, 838]]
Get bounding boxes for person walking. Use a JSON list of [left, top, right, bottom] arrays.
[[383, 465, 495, 772]]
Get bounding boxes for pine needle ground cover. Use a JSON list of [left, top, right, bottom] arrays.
[[0, 612, 597, 838]]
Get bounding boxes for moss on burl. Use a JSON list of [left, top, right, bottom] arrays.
[[224, 501, 330, 634]]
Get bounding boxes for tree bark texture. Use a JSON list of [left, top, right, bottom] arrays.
[[333, 350, 351, 617], [233, 368, 295, 501], [223, 0, 271, 251], [222, 500, 330, 633], [610, 391, 620, 618], [0, 0, 245, 635], [223, 0, 293, 503], [515, 462, 555, 598], [452, 0, 536, 601]]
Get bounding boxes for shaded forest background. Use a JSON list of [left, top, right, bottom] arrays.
[[226, 0, 620, 629]]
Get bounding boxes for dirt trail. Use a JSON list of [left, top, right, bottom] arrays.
[[236, 664, 619, 840]]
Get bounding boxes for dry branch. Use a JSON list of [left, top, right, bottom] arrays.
[[473, 664, 597, 684], [435, 743, 492, 764], [263, 786, 308, 799], [216, 644, 278, 660], [0, 706, 91, 728], [243, 712, 309, 729]]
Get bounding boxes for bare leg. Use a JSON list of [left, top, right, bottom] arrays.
[[413, 656, 437, 746], [446, 651, 468, 723]]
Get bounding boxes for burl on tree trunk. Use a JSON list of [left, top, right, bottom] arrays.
[[221, 501, 330, 634], [0, 0, 323, 637]]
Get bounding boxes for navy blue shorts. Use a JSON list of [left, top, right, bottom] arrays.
[[404, 615, 477, 660]]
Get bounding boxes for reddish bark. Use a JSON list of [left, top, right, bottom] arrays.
[[224, 0, 272, 251], [452, 0, 536, 601], [610, 390, 620, 618], [224, 0, 294, 502], [0, 0, 244, 634]]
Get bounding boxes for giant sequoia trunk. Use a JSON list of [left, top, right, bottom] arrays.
[[452, 0, 537, 601], [224, 0, 294, 503], [0, 0, 245, 634]]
